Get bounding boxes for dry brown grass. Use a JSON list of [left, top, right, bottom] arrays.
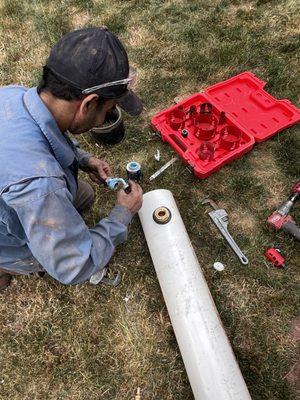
[[0, 0, 299, 399], [250, 147, 288, 207]]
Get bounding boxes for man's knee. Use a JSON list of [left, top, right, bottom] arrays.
[[74, 180, 95, 213]]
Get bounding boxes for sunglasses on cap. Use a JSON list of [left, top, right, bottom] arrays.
[[82, 66, 137, 95]]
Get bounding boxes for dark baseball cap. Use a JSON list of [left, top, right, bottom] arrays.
[[46, 27, 143, 116]]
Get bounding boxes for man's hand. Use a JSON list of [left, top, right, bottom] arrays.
[[82, 156, 112, 185], [117, 181, 143, 215]]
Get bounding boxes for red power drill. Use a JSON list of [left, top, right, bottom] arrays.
[[267, 181, 300, 241]]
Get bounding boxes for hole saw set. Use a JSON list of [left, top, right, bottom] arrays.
[[151, 71, 300, 179]]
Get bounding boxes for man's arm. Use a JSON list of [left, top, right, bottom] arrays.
[[4, 177, 134, 284], [71, 138, 112, 184], [76, 147, 92, 168], [71, 138, 92, 168]]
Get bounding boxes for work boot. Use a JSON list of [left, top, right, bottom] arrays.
[[0, 271, 12, 292]]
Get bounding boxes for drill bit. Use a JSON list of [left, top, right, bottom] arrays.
[[149, 157, 178, 181]]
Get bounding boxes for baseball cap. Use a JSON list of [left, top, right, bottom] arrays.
[[46, 27, 143, 116]]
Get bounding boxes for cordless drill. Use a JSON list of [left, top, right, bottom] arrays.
[[267, 181, 300, 241]]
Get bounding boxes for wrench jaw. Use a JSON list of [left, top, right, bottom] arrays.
[[209, 209, 228, 224], [201, 198, 220, 211], [219, 214, 229, 226], [208, 210, 230, 235]]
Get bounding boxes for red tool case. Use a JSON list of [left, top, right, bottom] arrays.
[[151, 72, 300, 179]]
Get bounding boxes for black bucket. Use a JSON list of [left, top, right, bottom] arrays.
[[90, 105, 125, 146]]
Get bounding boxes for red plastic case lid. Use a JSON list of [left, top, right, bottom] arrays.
[[204, 71, 300, 142]]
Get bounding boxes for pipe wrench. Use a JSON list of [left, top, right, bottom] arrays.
[[202, 198, 249, 266]]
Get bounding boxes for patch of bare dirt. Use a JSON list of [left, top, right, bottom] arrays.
[[231, 208, 258, 234], [70, 8, 90, 29], [290, 316, 300, 341], [128, 26, 153, 47], [285, 361, 300, 391], [250, 148, 287, 208], [285, 317, 300, 391]]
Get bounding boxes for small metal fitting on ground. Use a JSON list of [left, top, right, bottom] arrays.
[[181, 129, 189, 138], [154, 149, 161, 161]]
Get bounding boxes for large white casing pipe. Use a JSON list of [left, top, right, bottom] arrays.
[[138, 189, 251, 400]]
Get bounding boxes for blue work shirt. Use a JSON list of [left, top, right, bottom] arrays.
[[0, 86, 132, 284]]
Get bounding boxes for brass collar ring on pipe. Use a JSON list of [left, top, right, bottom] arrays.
[[153, 207, 172, 224]]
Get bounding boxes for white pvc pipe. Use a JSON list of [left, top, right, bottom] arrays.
[[138, 189, 251, 400]]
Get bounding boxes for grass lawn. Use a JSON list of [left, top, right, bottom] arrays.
[[0, 0, 299, 399]]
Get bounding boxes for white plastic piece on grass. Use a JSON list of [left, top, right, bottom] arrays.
[[213, 262, 225, 271], [123, 293, 130, 312], [149, 157, 178, 181], [154, 149, 160, 161], [138, 189, 251, 400]]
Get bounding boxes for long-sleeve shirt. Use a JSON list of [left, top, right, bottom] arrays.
[[0, 85, 132, 284]]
